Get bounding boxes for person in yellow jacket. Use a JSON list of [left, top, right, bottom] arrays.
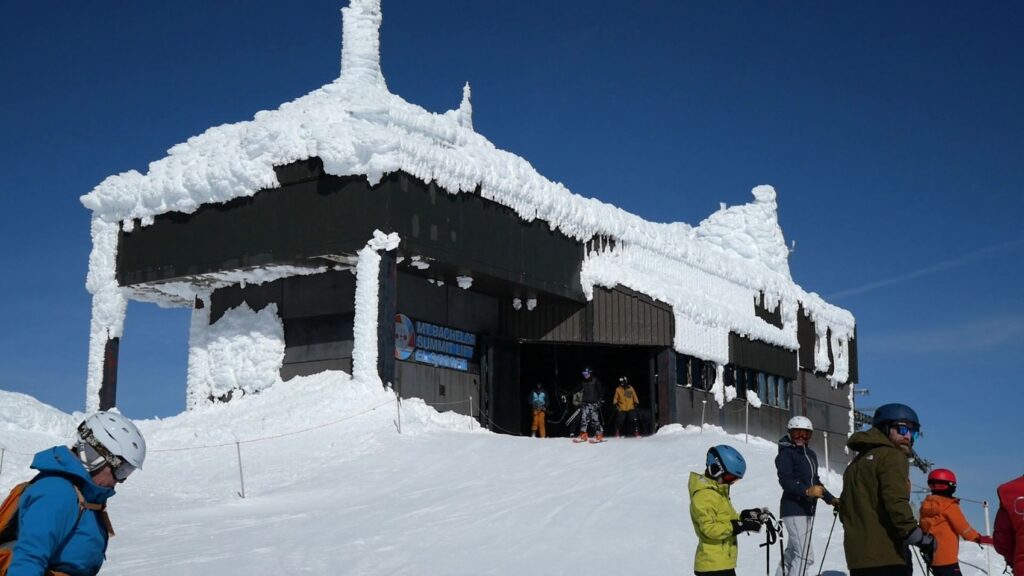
[[919, 468, 991, 576], [689, 444, 765, 576], [612, 376, 640, 437]]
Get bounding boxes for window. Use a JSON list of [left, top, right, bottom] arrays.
[[757, 372, 768, 404], [701, 361, 716, 391], [675, 354, 689, 387]]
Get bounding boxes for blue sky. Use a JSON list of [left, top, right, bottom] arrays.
[[1, 1, 1021, 526]]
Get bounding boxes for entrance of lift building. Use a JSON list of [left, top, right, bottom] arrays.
[[518, 342, 658, 438]]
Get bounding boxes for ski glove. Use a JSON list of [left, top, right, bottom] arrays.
[[739, 508, 767, 523], [906, 527, 937, 563], [731, 519, 762, 535]]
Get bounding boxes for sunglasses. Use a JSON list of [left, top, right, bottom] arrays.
[[892, 423, 920, 441]]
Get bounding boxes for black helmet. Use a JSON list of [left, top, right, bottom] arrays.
[[582, 367, 593, 378], [535, 382, 543, 389], [618, 376, 629, 385], [872, 403, 920, 429]]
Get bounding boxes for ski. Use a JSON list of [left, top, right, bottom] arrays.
[[588, 438, 606, 444]]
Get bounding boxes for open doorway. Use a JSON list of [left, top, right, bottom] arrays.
[[519, 343, 657, 438]]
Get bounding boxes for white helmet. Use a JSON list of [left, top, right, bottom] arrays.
[[787, 416, 813, 432], [76, 411, 147, 472]]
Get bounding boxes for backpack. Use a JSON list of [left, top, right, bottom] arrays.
[[0, 478, 114, 576]]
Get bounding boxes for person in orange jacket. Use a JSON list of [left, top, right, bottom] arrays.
[[919, 468, 992, 576]]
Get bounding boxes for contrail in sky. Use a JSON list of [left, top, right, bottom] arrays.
[[826, 238, 1024, 301]]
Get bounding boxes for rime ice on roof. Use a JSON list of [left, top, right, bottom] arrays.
[[693, 185, 791, 279], [79, 0, 856, 411]]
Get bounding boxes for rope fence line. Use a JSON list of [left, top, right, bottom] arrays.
[[0, 398, 399, 480], [150, 398, 397, 453], [474, 409, 520, 436], [911, 482, 989, 505], [0, 445, 36, 457]]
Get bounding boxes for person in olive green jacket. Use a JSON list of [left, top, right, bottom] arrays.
[[839, 403, 936, 576], [688, 444, 765, 576]]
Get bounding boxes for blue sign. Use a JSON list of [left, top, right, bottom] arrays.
[[394, 314, 476, 372]]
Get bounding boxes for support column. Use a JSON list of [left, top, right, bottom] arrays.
[[352, 230, 400, 386], [656, 347, 676, 427], [99, 337, 120, 410], [377, 250, 397, 388]]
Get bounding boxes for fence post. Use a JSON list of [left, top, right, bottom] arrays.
[[744, 401, 749, 444], [984, 500, 993, 576], [394, 395, 402, 434], [235, 442, 246, 499], [823, 430, 831, 480], [469, 395, 473, 430], [0, 447, 5, 477], [700, 400, 707, 433]]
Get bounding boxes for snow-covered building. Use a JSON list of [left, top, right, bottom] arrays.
[[80, 0, 856, 464]]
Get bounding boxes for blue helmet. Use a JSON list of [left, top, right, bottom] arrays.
[[706, 444, 746, 479], [872, 403, 920, 429]]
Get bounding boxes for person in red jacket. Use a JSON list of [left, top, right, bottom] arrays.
[[919, 469, 990, 576], [994, 474, 1024, 574]]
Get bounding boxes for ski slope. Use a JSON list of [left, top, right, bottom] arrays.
[[0, 374, 998, 575]]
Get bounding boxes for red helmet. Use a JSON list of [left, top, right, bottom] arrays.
[[928, 468, 957, 491]]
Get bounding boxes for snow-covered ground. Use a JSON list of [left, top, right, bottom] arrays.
[[0, 375, 998, 575]]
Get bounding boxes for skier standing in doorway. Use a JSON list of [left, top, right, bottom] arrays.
[[528, 382, 548, 438], [574, 367, 604, 443], [613, 376, 640, 438]]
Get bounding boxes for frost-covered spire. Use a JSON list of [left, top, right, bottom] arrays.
[[458, 82, 473, 130], [339, 0, 386, 88], [692, 185, 792, 278]]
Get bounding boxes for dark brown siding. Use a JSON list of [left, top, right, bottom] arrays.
[[117, 164, 585, 303], [499, 285, 673, 346], [728, 333, 797, 379], [797, 303, 858, 384], [754, 292, 783, 328]]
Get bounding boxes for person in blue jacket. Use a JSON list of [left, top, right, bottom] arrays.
[[774, 416, 838, 576], [7, 411, 146, 576]]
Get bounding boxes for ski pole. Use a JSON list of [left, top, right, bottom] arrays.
[[911, 546, 932, 576], [779, 517, 787, 576], [816, 509, 838, 576], [758, 510, 780, 576], [799, 513, 816, 576]]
